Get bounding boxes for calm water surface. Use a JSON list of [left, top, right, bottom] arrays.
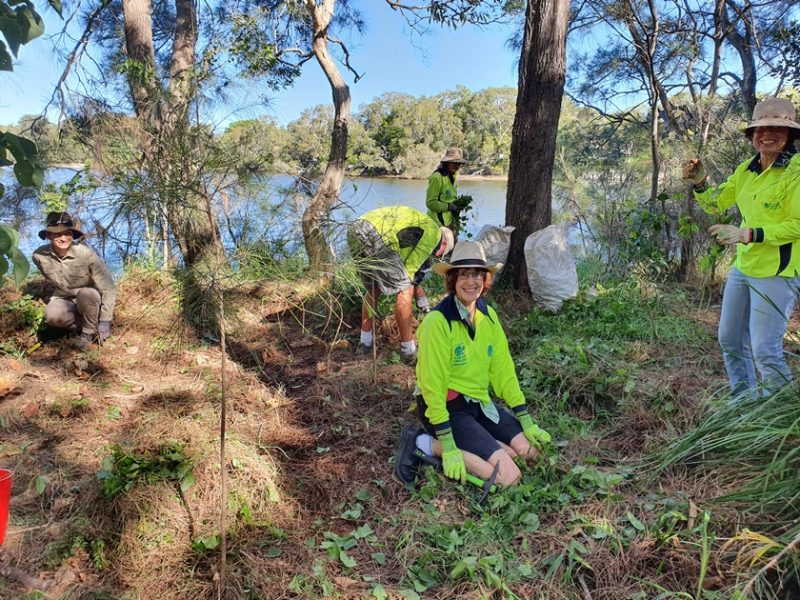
[[4, 169, 512, 272]]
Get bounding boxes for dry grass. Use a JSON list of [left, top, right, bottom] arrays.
[[1, 272, 795, 598]]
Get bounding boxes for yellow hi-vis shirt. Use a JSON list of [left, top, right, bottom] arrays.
[[416, 294, 526, 435], [694, 149, 800, 278]]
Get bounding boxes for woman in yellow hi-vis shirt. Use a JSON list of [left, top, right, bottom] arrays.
[[395, 242, 550, 488], [684, 97, 800, 399]]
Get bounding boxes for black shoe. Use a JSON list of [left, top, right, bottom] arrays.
[[394, 425, 425, 485], [71, 332, 98, 350], [357, 343, 373, 355]]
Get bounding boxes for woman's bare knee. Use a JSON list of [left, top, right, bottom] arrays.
[[488, 450, 521, 486]]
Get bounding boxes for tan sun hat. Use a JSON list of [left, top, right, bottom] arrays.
[[742, 98, 800, 133], [38, 211, 84, 240], [432, 240, 501, 275], [440, 147, 466, 164]]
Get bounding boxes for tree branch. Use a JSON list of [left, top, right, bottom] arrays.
[[327, 36, 364, 82]]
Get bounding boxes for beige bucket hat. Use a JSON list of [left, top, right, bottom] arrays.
[[742, 98, 800, 133], [440, 147, 466, 164], [433, 241, 501, 275]]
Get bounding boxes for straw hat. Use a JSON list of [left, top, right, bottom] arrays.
[[432, 241, 501, 275], [38, 211, 83, 240], [440, 147, 466, 164], [742, 98, 800, 133]]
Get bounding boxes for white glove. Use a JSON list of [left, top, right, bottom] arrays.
[[683, 158, 707, 186], [709, 224, 751, 245]]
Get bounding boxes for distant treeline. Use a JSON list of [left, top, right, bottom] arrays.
[[4, 86, 519, 179]]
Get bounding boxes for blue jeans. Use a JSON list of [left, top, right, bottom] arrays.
[[718, 267, 800, 397]]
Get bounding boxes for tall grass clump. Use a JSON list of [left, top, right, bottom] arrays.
[[651, 383, 800, 593]]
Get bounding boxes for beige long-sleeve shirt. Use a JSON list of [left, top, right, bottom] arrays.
[[32, 243, 117, 321]]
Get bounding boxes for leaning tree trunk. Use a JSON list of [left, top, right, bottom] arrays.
[[302, 0, 350, 277], [504, 0, 569, 290]]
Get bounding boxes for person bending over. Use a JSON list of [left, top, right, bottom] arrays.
[[347, 206, 454, 359]]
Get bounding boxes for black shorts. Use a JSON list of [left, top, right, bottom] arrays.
[[416, 394, 523, 461]]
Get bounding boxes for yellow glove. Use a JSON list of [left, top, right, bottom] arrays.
[[709, 224, 751, 245], [518, 412, 552, 449], [438, 431, 466, 485]]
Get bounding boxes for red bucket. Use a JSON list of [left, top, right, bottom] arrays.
[[0, 469, 12, 546]]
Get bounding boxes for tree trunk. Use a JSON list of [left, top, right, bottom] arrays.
[[302, 0, 350, 276], [721, 0, 757, 115], [121, 0, 161, 147], [504, 0, 569, 290]]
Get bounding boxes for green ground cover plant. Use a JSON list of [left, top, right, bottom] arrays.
[[2, 263, 799, 598]]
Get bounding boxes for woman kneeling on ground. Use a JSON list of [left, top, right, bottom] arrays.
[[396, 241, 551, 487]]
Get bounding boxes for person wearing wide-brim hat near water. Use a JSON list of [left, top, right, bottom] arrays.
[[395, 241, 551, 487], [411, 147, 470, 316], [32, 211, 117, 349], [683, 97, 800, 398]]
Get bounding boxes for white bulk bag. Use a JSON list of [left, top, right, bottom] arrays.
[[475, 225, 515, 272], [524, 224, 578, 312]]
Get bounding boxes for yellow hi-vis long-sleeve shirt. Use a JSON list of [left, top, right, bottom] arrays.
[[415, 294, 526, 435], [694, 149, 800, 278]]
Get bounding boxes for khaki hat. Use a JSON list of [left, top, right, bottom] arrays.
[[38, 211, 83, 240], [432, 240, 501, 275], [742, 98, 800, 133], [440, 147, 466, 164], [439, 227, 455, 255]]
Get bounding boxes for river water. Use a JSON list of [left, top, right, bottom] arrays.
[[3, 169, 557, 273]]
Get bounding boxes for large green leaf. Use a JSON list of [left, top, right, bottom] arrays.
[[0, 39, 11, 70], [0, 255, 7, 279], [13, 157, 35, 187], [0, 225, 20, 249], [47, 0, 61, 18], [0, 227, 12, 255], [4, 131, 37, 161], [1, 5, 44, 56], [11, 248, 29, 284]]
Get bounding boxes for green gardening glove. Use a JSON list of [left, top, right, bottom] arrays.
[[438, 430, 466, 485], [517, 411, 552, 449]]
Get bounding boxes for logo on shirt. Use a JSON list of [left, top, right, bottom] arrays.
[[487, 344, 493, 358], [454, 344, 467, 366]]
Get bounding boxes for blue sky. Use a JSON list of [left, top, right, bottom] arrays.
[[1, 2, 522, 128]]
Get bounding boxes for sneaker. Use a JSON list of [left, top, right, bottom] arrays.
[[70, 332, 98, 350], [394, 425, 424, 485], [357, 343, 373, 355]]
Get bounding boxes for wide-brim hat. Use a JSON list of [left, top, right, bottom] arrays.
[[432, 240, 501, 275], [440, 146, 466, 164], [38, 211, 83, 240], [742, 98, 800, 133]]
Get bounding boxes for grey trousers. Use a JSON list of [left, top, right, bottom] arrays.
[[45, 287, 102, 335]]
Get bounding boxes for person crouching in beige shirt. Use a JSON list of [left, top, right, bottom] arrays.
[[32, 212, 116, 349]]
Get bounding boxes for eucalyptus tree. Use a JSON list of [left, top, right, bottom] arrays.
[[452, 86, 516, 175], [223, 0, 368, 274]]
